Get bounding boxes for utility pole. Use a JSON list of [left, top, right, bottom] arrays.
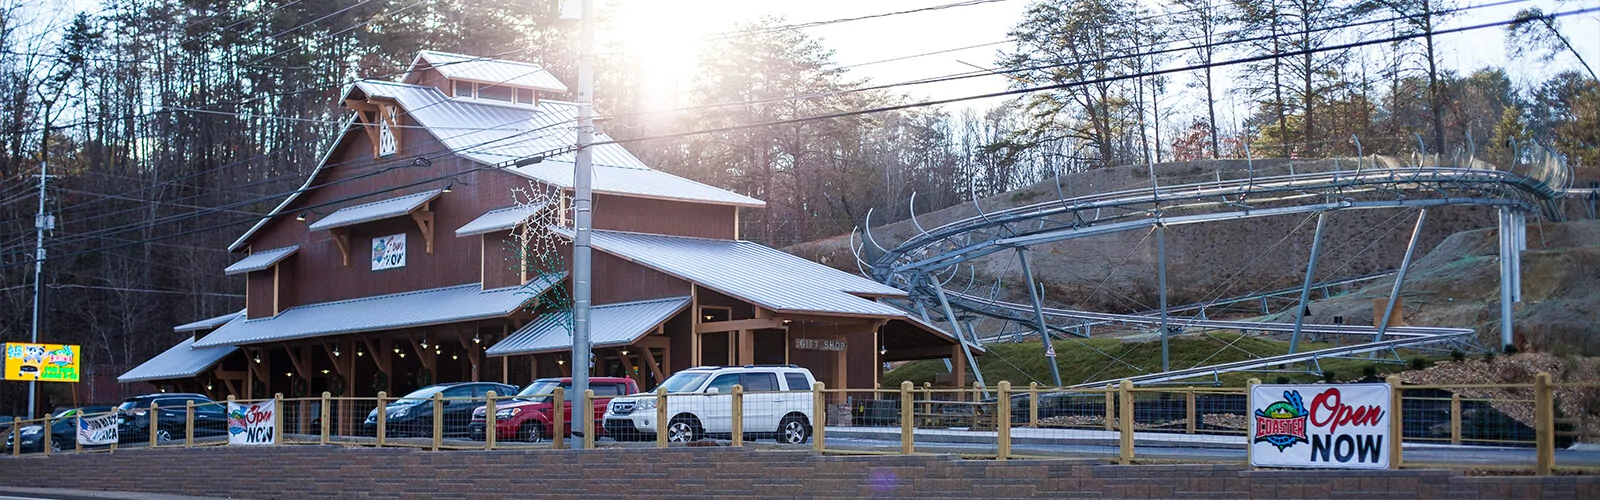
[[569, 0, 595, 448], [27, 105, 54, 421]]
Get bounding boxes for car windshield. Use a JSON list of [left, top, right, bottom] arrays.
[[515, 381, 561, 402], [658, 372, 712, 393], [392, 386, 446, 405], [115, 401, 139, 411]]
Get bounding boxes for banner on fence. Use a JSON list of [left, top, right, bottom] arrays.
[[227, 400, 276, 445], [1249, 383, 1391, 469], [76, 412, 118, 446]]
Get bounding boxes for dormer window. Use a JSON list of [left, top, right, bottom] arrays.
[[376, 105, 398, 156], [448, 79, 538, 106]]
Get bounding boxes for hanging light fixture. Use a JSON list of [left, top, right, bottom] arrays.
[[421, 337, 429, 349], [557, 358, 566, 366], [321, 369, 330, 375], [452, 354, 459, 360], [296, 213, 307, 221], [253, 351, 261, 364], [357, 349, 365, 357], [880, 346, 888, 356], [473, 333, 481, 344], [394, 347, 401, 353], [399, 352, 407, 358], [333, 346, 341, 357], [442, 180, 454, 193], [285, 372, 293, 377], [206, 383, 214, 391], [620, 348, 630, 356]]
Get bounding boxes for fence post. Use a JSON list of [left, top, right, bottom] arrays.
[[431, 392, 443, 452], [320, 392, 331, 445], [1246, 379, 1259, 466], [900, 380, 914, 455], [1386, 375, 1403, 470], [552, 387, 565, 450], [41, 415, 51, 457], [485, 390, 497, 451], [9, 423, 17, 456], [922, 382, 932, 416], [272, 394, 283, 447], [1186, 388, 1197, 434], [813, 382, 826, 452], [998, 381, 1012, 460], [1118, 379, 1134, 465], [375, 391, 387, 447], [1450, 393, 1461, 446], [76, 412, 85, 452], [583, 389, 596, 450], [972, 381, 983, 406], [185, 400, 195, 447], [730, 385, 744, 447], [1536, 372, 1554, 475], [1029, 382, 1039, 428], [656, 387, 669, 449], [1104, 384, 1115, 431], [149, 402, 160, 448]]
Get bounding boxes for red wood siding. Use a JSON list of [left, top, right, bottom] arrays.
[[246, 270, 274, 319], [591, 193, 737, 240], [481, 230, 521, 290]]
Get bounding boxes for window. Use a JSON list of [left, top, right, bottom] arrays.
[[442, 386, 474, 400], [741, 372, 779, 392], [477, 84, 515, 103], [517, 88, 536, 105], [594, 384, 626, 397], [783, 373, 810, 391], [453, 80, 472, 97], [706, 374, 740, 394]]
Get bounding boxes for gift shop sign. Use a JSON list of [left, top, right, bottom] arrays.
[[1249, 383, 1391, 469], [371, 233, 406, 271]]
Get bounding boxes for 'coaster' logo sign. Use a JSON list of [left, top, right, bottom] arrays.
[[1253, 390, 1309, 451]]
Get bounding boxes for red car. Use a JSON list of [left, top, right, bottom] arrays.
[[469, 377, 638, 443]]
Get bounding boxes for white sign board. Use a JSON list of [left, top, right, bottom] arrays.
[[1249, 383, 1391, 469], [227, 400, 276, 445], [76, 412, 118, 446], [371, 233, 407, 271]]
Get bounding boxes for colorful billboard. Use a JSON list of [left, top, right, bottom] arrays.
[[1249, 383, 1391, 469], [3, 343, 79, 382]]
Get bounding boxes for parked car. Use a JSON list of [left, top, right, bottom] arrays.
[[604, 365, 816, 444], [468, 377, 638, 443], [5, 406, 115, 453], [362, 382, 515, 438], [116, 394, 228, 444]]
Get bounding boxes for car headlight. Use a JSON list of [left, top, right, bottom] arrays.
[[388, 407, 410, 419], [635, 399, 656, 411], [495, 408, 521, 419], [20, 427, 40, 436]]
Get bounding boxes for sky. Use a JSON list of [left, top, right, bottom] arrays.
[[604, 0, 1600, 123]]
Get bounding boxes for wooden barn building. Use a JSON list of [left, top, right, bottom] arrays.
[[119, 51, 976, 405]]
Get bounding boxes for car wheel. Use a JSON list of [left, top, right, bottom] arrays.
[[50, 440, 61, 453], [777, 415, 810, 445], [666, 416, 700, 443], [523, 422, 546, 443], [155, 429, 172, 443]]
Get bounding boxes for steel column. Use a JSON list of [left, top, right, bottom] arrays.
[[930, 277, 987, 395], [1289, 212, 1329, 354], [1017, 249, 1063, 386], [1375, 209, 1428, 348], [1498, 208, 1515, 350], [1156, 224, 1170, 372]]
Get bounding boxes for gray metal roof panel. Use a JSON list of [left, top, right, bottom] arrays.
[[173, 310, 245, 332], [118, 337, 237, 383], [569, 229, 908, 317], [454, 204, 544, 237], [192, 276, 563, 348], [223, 246, 298, 275], [417, 50, 569, 93], [486, 296, 689, 356], [308, 189, 442, 231]]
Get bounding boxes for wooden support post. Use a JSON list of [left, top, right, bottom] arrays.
[[583, 389, 596, 450], [375, 391, 387, 447], [726, 331, 736, 365], [431, 392, 443, 452], [320, 392, 331, 444], [952, 344, 966, 402], [1104, 384, 1116, 431], [1186, 389, 1197, 434], [412, 207, 435, 254], [900, 380, 914, 455], [1387, 375, 1403, 470], [655, 387, 669, 448], [731, 385, 744, 447], [1246, 378, 1259, 466], [272, 393, 284, 446], [833, 341, 848, 405], [1029, 382, 1039, 428], [642, 348, 667, 387], [149, 402, 160, 448], [552, 387, 565, 450], [40, 415, 51, 457], [1118, 379, 1134, 465], [1450, 393, 1462, 446], [997, 381, 1012, 460], [738, 330, 754, 365], [185, 401, 195, 447], [814, 382, 827, 452], [1536, 372, 1555, 475], [485, 391, 497, 451], [529, 355, 539, 381]]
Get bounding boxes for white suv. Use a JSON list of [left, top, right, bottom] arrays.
[[603, 365, 816, 444]]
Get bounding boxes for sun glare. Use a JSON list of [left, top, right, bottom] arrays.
[[606, 0, 716, 113]]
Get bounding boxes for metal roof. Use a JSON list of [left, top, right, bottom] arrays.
[[193, 276, 563, 348], [223, 246, 298, 275], [118, 337, 238, 383], [412, 50, 568, 93], [486, 296, 689, 357], [308, 189, 442, 231], [173, 310, 245, 333], [567, 229, 908, 317], [455, 204, 545, 237]]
